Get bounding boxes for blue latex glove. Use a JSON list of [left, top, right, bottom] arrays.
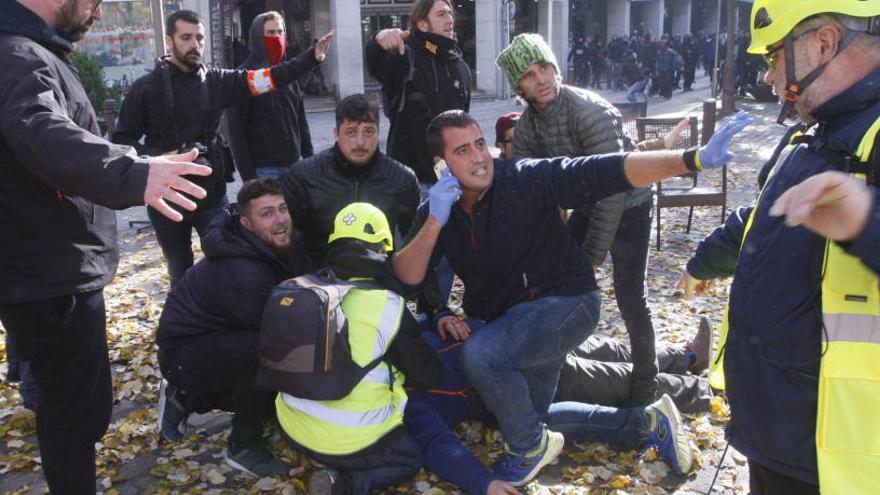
[[698, 110, 753, 169], [428, 171, 462, 226]]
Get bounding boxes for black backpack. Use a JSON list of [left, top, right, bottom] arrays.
[[257, 268, 385, 401]]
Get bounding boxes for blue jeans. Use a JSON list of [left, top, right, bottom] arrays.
[[460, 291, 600, 454], [147, 197, 228, 286], [254, 166, 289, 181], [548, 401, 649, 448], [627, 80, 648, 102]]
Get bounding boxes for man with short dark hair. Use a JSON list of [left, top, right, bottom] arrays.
[[0, 0, 212, 490], [113, 10, 332, 286], [156, 178, 309, 477], [281, 94, 419, 267], [393, 109, 747, 485], [225, 11, 313, 181]]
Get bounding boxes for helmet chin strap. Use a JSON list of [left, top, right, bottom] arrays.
[[776, 29, 860, 125]]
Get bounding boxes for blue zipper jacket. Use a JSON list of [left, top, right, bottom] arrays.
[[724, 68, 880, 484]]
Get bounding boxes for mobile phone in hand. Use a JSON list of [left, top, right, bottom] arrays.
[[434, 160, 448, 180]]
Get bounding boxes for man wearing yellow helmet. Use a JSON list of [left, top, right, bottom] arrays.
[[680, 2, 880, 493], [276, 202, 441, 495]]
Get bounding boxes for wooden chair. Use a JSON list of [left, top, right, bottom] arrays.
[[638, 103, 727, 249], [612, 101, 648, 143]]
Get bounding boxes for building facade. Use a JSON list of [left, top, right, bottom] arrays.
[[184, 0, 752, 100]]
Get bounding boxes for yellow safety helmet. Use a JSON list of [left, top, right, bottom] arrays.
[[749, 0, 880, 54], [328, 203, 394, 252]]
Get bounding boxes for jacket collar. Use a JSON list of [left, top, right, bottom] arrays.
[[332, 144, 380, 178], [0, 0, 72, 57], [411, 29, 461, 62], [811, 67, 880, 123]]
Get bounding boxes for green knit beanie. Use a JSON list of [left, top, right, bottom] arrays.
[[495, 33, 561, 91]]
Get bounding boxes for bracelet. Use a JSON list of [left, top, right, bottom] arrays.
[[683, 147, 703, 172]]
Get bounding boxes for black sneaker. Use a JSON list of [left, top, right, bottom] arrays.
[[158, 379, 189, 442], [225, 443, 290, 478], [309, 468, 352, 495]]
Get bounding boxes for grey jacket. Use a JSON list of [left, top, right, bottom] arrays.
[[512, 85, 651, 265]]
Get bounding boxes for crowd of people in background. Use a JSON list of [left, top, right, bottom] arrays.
[[567, 29, 768, 102]]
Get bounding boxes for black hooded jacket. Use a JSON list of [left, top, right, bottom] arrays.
[[0, 0, 149, 304], [224, 13, 314, 180], [156, 206, 309, 350], [366, 29, 471, 184]]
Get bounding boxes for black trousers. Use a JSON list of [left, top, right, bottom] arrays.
[[569, 200, 659, 405], [748, 460, 819, 495], [0, 290, 111, 494], [158, 330, 274, 448]]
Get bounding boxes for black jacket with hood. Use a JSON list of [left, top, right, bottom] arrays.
[[224, 13, 314, 181], [112, 43, 321, 212], [156, 205, 309, 350], [366, 29, 471, 184], [0, 0, 149, 304]]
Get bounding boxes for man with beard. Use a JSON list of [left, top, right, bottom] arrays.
[[281, 94, 419, 267], [0, 0, 214, 491], [156, 179, 309, 476], [225, 11, 314, 181], [366, 0, 470, 191], [496, 33, 661, 407], [113, 10, 332, 286]]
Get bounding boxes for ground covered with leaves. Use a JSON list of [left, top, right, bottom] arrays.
[[0, 100, 784, 494]]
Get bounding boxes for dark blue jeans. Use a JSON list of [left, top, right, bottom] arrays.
[[460, 291, 601, 454], [548, 401, 649, 448], [147, 197, 227, 287], [282, 426, 422, 495], [0, 290, 111, 494]]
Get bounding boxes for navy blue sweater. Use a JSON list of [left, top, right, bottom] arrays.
[[405, 154, 632, 321]]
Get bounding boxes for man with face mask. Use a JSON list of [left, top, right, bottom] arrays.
[[113, 10, 332, 287], [225, 11, 313, 182], [0, 0, 214, 491]]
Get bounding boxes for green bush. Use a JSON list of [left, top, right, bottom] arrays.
[[71, 50, 121, 111]]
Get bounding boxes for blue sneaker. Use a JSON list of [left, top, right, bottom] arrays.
[[157, 379, 190, 442], [493, 429, 564, 486], [645, 394, 693, 475]]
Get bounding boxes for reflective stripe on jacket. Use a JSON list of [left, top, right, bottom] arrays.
[[816, 115, 880, 495], [276, 287, 407, 455]]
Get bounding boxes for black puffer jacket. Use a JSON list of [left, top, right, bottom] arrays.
[[224, 13, 313, 180], [366, 29, 470, 184], [0, 0, 149, 304], [281, 146, 420, 265], [156, 206, 309, 350]]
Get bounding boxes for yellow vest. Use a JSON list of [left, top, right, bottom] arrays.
[[709, 116, 880, 493], [276, 287, 407, 455], [815, 115, 880, 494]]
